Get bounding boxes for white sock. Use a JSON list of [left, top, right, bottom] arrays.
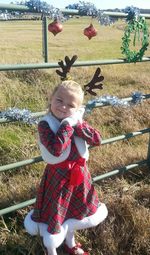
[[47, 247, 57, 255], [65, 231, 76, 248]]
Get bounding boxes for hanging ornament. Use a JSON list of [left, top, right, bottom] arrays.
[[83, 23, 97, 40], [48, 18, 63, 36]]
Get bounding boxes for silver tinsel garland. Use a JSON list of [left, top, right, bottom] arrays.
[[98, 6, 140, 26], [124, 6, 140, 21], [85, 91, 143, 113], [0, 108, 38, 125], [0, 92, 144, 124]]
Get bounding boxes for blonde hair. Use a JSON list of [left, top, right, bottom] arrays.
[[54, 80, 83, 98], [48, 80, 84, 108]]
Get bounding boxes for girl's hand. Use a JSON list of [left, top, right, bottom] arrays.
[[61, 107, 85, 127], [77, 106, 85, 122]]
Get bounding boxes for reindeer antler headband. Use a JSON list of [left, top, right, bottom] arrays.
[[56, 55, 104, 96]]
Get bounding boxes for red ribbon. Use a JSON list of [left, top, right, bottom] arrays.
[[48, 158, 86, 187], [69, 161, 85, 186]]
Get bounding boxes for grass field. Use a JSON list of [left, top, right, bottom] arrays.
[[0, 17, 150, 255]]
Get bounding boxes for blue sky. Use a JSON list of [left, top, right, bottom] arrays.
[[0, 1, 150, 10]]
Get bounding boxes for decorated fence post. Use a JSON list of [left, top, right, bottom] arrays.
[[42, 16, 49, 63]]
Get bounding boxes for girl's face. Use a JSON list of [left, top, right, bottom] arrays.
[[50, 86, 81, 120]]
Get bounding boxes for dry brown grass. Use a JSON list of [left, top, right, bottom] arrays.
[[0, 17, 150, 255]]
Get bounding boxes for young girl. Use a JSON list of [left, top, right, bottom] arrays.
[[24, 80, 108, 255]]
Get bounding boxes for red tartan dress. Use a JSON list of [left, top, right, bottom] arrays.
[[31, 119, 101, 234]]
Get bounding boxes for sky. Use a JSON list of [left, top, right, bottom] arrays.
[[0, 0, 150, 10]]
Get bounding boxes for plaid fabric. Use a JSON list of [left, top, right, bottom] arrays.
[[74, 121, 101, 146], [31, 120, 101, 234]]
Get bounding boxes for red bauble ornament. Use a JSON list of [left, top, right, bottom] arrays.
[[48, 19, 63, 36], [83, 23, 97, 40]]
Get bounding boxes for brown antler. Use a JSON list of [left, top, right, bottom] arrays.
[[84, 67, 104, 96], [56, 55, 78, 80]]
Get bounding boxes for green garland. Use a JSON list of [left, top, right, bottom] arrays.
[[121, 16, 149, 62]]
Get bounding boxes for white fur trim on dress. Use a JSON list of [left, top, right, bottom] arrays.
[[63, 203, 108, 232], [24, 210, 39, 236], [24, 204, 108, 251], [24, 210, 68, 249]]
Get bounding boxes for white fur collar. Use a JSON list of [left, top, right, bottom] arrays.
[[38, 113, 89, 164]]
